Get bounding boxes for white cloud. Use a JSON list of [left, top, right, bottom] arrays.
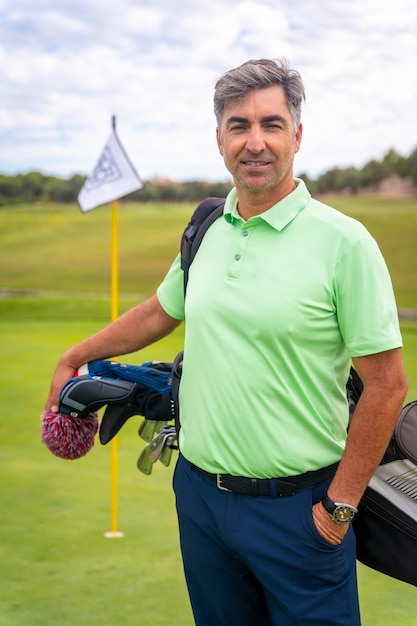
[[0, 0, 416, 181]]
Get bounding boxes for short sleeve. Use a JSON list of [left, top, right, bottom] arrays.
[[334, 233, 402, 356], [156, 253, 185, 321]]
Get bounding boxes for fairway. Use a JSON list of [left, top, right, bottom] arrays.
[[1, 198, 417, 625]]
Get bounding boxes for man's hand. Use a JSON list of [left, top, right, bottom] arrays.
[[312, 502, 349, 545], [45, 357, 79, 413]]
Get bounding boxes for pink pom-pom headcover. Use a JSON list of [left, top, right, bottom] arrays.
[[41, 409, 99, 460]]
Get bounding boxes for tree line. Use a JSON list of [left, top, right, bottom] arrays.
[[1, 146, 416, 206], [301, 146, 417, 196]]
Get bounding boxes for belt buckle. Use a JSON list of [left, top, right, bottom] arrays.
[[216, 474, 231, 492]]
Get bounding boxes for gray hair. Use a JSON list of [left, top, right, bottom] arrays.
[[214, 58, 305, 129]]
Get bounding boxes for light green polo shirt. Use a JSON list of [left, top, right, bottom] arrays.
[[157, 179, 402, 477]]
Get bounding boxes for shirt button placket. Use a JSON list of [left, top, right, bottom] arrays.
[[229, 228, 251, 279]]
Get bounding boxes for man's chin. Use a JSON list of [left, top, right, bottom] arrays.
[[236, 177, 275, 193]]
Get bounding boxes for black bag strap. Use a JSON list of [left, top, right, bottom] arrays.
[[346, 367, 364, 405], [180, 197, 226, 296], [171, 350, 183, 439]]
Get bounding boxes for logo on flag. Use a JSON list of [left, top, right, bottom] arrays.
[[83, 146, 122, 191], [78, 129, 144, 212]]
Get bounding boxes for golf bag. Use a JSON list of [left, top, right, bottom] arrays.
[[352, 400, 417, 586]]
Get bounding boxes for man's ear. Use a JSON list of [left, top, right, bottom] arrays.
[[295, 123, 303, 154], [216, 127, 224, 156]]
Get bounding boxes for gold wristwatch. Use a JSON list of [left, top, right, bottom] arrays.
[[321, 493, 358, 525]]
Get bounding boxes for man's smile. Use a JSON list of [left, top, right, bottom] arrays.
[[242, 160, 270, 166]]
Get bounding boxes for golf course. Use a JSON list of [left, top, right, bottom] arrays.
[[1, 196, 417, 625]]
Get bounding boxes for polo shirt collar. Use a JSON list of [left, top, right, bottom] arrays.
[[223, 178, 311, 231]]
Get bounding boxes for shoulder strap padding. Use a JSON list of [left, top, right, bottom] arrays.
[[180, 197, 225, 295]]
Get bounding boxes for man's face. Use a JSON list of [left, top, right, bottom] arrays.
[[216, 85, 302, 196]]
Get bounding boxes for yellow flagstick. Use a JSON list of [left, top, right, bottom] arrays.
[[104, 117, 124, 538], [78, 114, 143, 537], [110, 199, 119, 323]]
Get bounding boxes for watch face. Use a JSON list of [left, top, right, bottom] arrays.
[[333, 505, 357, 524]]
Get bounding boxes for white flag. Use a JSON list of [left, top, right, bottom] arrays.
[[78, 129, 144, 212]]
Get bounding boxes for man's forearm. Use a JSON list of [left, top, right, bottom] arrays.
[[327, 385, 407, 506], [61, 295, 179, 366], [328, 349, 408, 505]]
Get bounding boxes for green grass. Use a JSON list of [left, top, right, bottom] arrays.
[[0, 201, 193, 299], [1, 198, 417, 625], [0, 197, 416, 308], [0, 320, 192, 626]]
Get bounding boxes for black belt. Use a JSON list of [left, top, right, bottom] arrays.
[[191, 462, 338, 497]]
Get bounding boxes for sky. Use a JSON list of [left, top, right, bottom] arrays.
[[1, 0, 417, 182]]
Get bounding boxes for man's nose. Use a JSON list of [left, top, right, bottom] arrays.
[[245, 128, 266, 153]]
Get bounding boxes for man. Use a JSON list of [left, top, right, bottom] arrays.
[[46, 59, 408, 625]]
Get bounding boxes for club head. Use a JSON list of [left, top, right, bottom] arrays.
[[138, 419, 167, 442], [136, 445, 153, 475], [159, 434, 177, 466], [138, 419, 158, 442], [148, 432, 169, 463]]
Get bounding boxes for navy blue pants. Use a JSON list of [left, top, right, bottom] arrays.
[[173, 455, 361, 626]]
